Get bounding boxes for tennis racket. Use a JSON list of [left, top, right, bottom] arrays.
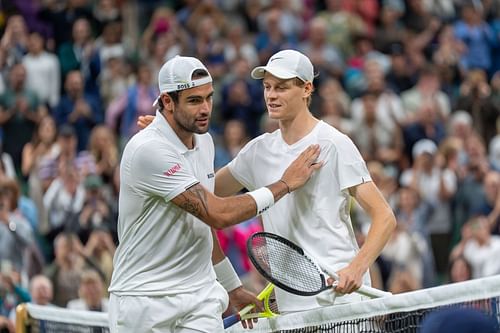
[[247, 232, 392, 298], [223, 282, 278, 329]]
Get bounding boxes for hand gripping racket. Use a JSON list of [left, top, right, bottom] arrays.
[[223, 282, 278, 329], [247, 232, 392, 298]]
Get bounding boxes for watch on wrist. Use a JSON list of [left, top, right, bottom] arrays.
[[8, 221, 16, 232]]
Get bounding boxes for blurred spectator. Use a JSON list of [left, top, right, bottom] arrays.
[[350, 60, 406, 135], [448, 255, 472, 283], [455, 69, 499, 144], [299, 16, 344, 80], [318, 0, 366, 59], [454, 1, 496, 74], [0, 179, 35, 272], [37, 0, 95, 52], [98, 46, 129, 110], [393, 186, 435, 287], [385, 43, 416, 95], [43, 233, 85, 307], [22, 32, 60, 110], [460, 216, 500, 278], [432, 24, 465, 99], [37, 124, 96, 195], [77, 174, 114, 242], [219, 58, 263, 137], [67, 269, 108, 312], [387, 266, 420, 294], [402, 101, 447, 161], [481, 171, 500, 234], [400, 139, 457, 279], [214, 119, 250, 171], [255, 8, 298, 65], [82, 229, 115, 288], [186, 0, 225, 36], [0, 15, 29, 70], [21, 115, 58, 233], [0, 264, 30, 319], [43, 161, 85, 241], [351, 90, 403, 168], [192, 15, 226, 80], [88, 126, 118, 184], [105, 62, 156, 148], [8, 274, 54, 324], [54, 70, 104, 152], [0, 63, 43, 172], [93, 0, 122, 36], [57, 17, 101, 95], [28, 274, 54, 306], [373, 0, 405, 53], [341, 0, 379, 36], [222, 20, 259, 68], [401, 65, 451, 124]]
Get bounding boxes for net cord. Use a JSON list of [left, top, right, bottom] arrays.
[[226, 275, 500, 332]]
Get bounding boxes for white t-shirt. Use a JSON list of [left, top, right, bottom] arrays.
[[228, 120, 372, 312], [463, 236, 500, 279], [109, 111, 216, 296]]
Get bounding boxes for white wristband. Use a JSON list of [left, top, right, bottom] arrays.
[[214, 257, 242, 292], [247, 187, 274, 215]]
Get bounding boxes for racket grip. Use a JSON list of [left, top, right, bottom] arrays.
[[329, 272, 391, 298], [223, 314, 241, 329], [223, 303, 255, 328]]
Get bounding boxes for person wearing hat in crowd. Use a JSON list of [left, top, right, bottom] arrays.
[[107, 55, 322, 332], [400, 138, 457, 282], [213, 49, 396, 312]]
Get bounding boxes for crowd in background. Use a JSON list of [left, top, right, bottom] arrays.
[[0, 0, 500, 329]]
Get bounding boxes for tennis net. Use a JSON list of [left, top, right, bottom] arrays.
[[16, 303, 109, 333], [226, 275, 500, 333]]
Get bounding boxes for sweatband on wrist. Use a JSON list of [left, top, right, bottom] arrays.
[[247, 187, 275, 215], [214, 257, 242, 292]]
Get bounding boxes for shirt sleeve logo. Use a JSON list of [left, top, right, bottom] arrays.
[[164, 163, 181, 176]]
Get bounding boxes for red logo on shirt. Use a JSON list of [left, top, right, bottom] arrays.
[[164, 163, 181, 176]]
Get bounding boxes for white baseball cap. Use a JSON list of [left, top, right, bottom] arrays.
[[153, 55, 212, 106], [412, 139, 438, 158], [251, 49, 314, 82]]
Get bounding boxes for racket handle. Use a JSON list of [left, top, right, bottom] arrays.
[[223, 314, 241, 329], [329, 272, 391, 298], [223, 303, 255, 329]]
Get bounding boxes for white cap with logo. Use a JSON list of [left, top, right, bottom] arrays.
[[153, 55, 212, 106], [251, 49, 314, 82]]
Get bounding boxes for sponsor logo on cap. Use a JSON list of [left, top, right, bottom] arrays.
[[177, 82, 195, 90]]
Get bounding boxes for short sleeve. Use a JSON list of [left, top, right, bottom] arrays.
[[332, 135, 372, 191], [227, 143, 256, 191], [131, 142, 199, 201]]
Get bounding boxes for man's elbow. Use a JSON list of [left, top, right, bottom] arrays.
[[205, 213, 233, 230], [384, 209, 397, 234]]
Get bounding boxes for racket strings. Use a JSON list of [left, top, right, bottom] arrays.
[[250, 235, 325, 294]]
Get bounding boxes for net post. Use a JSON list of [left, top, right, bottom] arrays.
[[15, 303, 28, 333]]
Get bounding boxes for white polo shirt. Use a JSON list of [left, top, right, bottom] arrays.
[[109, 111, 216, 296], [228, 120, 372, 312]]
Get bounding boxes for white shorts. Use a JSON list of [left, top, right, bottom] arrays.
[[108, 282, 229, 333]]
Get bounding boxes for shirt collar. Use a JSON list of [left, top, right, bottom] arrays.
[[152, 110, 199, 154]]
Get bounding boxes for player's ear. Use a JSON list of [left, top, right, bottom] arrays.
[[161, 93, 174, 112], [303, 81, 313, 98]]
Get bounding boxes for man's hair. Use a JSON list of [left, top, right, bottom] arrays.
[[157, 69, 210, 110], [293, 78, 314, 107]]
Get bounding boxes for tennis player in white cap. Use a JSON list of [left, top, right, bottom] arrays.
[[108, 55, 322, 332], [214, 49, 396, 312]]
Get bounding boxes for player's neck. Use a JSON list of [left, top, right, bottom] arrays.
[[279, 110, 319, 145]]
